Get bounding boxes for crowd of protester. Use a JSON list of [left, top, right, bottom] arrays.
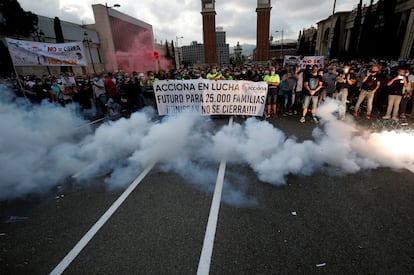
[[1, 58, 413, 125]]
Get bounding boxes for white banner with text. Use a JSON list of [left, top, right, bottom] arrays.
[[154, 80, 268, 116], [5, 37, 88, 67]]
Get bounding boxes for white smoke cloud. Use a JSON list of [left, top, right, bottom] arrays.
[[1, 85, 413, 206], [213, 98, 414, 186], [0, 86, 89, 200]]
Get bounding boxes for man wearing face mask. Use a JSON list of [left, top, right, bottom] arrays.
[[122, 75, 143, 112], [382, 67, 408, 121], [264, 66, 280, 118], [335, 64, 356, 120], [31, 78, 46, 104], [61, 72, 75, 104], [353, 64, 381, 120], [323, 65, 338, 99], [300, 64, 323, 123], [51, 77, 64, 105], [92, 74, 107, 117], [206, 65, 225, 80], [143, 71, 159, 110]]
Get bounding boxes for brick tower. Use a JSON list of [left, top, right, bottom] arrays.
[[201, 0, 217, 65], [256, 0, 272, 62]]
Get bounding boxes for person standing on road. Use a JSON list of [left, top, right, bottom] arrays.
[[300, 64, 323, 123], [264, 66, 280, 118], [353, 64, 381, 120], [323, 65, 337, 99], [292, 65, 306, 115], [61, 72, 76, 105], [281, 66, 298, 115], [92, 74, 107, 117], [382, 67, 407, 121], [335, 64, 357, 120]]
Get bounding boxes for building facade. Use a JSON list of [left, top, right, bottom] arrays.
[[89, 4, 155, 73], [216, 27, 229, 66], [305, 0, 414, 61], [181, 41, 204, 66]]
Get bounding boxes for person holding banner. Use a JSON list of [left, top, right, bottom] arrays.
[[207, 66, 225, 80], [264, 66, 280, 118], [300, 64, 323, 123]]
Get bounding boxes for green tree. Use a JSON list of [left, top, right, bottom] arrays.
[[0, 0, 38, 76], [0, 0, 38, 37]]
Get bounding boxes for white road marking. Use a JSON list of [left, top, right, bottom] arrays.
[[197, 116, 233, 275], [75, 118, 104, 129], [49, 161, 156, 275], [71, 163, 96, 179]]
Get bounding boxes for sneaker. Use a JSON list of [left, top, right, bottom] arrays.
[[400, 120, 409, 126], [382, 116, 391, 120], [392, 117, 399, 122], [299, 117, 306, 123], [312, 116, 319, 123], [365, 114, 371, 120], [353, 111, 357, 117], [265, 113, 271, 119]]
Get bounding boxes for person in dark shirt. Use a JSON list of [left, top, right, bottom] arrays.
[[353, 64, 381, 120], [382, 67, 408, 121], [300, 64, 323, 123], [335, 64, 357, 119]]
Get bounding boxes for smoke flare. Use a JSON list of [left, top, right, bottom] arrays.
[[0, 85, 413, 205]]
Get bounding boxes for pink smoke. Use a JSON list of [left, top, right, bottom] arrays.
[[106, 31, 173, 73]]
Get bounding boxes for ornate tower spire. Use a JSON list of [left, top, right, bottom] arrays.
[[201, 0, 217, 65], [256, 0, 272, 62]]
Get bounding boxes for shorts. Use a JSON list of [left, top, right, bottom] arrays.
[[303, 95, 318, 109]]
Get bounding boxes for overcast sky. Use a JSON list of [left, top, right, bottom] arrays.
[[18, 0, 374, 47]]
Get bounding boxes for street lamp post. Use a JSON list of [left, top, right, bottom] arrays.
[[275, 30, 284, 61], [103, 3, 120, 71], [83, 31, 96, 73], [176, 36, 183, 68]]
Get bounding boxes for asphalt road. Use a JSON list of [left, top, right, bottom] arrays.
[[1, 114, 413, 275]]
